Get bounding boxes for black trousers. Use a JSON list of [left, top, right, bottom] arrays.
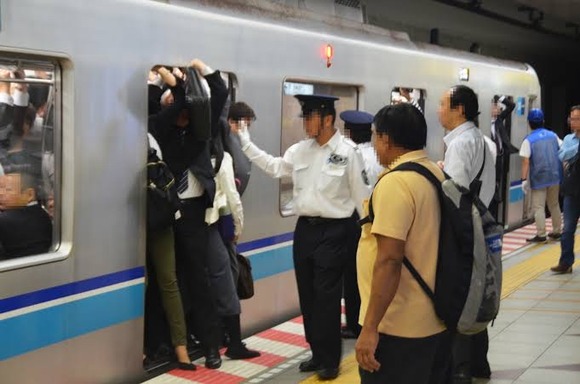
[[343, 213, 362, 335], [294, 216, 350, 369], [359, 331, 453, 384], [174, 197, 221, 350], [452, 329, 490, 377]]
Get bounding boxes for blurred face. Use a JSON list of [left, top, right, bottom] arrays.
[[438, 90, 462, 130], [491, 102, 500, 118], [373, 130, 391, 167], [303, 112, 324, 138], [570, 109, 580, 136], [228, 118, 253, 134], [0, 174, 32, 209]]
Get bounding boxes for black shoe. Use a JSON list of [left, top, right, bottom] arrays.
[[548, 232, 562, 240], [317, 367, 339, 380], [340, 326, 359, 339], [551, 264, 573, 274], [299, 358, 321, 372], [176, 361, 197, 371], [205, 348, 222, 369], [526, 235, 547, 243], [225, 343, 261, 360]]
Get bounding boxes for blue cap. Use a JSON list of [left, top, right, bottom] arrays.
[[528, 108, 544, 123], [295, 94, 339, 116], [339, 110, 374, 130]]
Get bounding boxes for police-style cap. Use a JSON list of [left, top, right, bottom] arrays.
[[295, 94, 339, 117], [340, 110, 374, 131], [528, 108, 544, 123]]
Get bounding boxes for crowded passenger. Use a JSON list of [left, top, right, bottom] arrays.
[[147, 59, 227, 369], [520, 108, 562, 243], [0, 172, 52, 259], [552, 105, 580, 274], [437, 85, 495, 382], [236, 94, 370, 380], [145, 126, 195, 370], [226, 101, 255, 195], [355, 103, 451, 383], [490, 95, 519, 221]]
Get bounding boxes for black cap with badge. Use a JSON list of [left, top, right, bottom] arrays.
[[294, 94, 339, 117]]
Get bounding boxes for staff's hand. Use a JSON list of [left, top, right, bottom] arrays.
[[355, 327, 380, 373], [522, 179, 530, 194], [237, 120, 251, 149]]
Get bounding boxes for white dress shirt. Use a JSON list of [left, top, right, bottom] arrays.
[[443, 121, 496, 207], [243, 130, 371, 218], [357, 142, 384, 187], [205, 152, 244, 236]]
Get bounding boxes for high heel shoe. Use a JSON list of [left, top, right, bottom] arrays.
[[550, 264, 573, 274], [176, 361, 197, 371]]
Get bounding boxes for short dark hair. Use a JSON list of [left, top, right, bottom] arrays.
[[450, 85, 479, 121], [374, 103, 426, 150], [346, 128, 372, 144], [529, 120, 543, 130], [228, 102, 256, 121]]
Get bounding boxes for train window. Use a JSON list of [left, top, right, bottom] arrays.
[[279, 80, 358, 217], [0, 56, 60, 265], [390, 87, 425, 113]]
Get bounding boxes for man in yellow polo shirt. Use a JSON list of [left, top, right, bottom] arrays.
[[355, 103, 452, 383]]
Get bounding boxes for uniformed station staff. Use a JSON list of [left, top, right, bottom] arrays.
[[237, 94, 371, 380], [339, 110, 383, 340]]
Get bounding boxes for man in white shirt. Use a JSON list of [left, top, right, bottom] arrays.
[[438, 85, 496, 383], [237, 94, 370, 380]]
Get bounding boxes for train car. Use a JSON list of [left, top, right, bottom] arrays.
[[0, 0, 539, 382]]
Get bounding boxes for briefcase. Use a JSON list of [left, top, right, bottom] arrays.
[[185, 67, 211, 141], [236, 253, 255, 300]]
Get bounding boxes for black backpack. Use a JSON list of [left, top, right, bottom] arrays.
[[360, 161, 503, 334], [146, 146, 181, 232]]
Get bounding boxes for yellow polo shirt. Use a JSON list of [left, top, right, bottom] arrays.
[[357, 150, 446, 338]]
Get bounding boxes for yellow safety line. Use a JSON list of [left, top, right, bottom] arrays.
[[300, 235, 580, 384]]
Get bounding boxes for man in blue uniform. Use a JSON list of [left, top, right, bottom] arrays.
[[552, 105, 580, 273], [519, 108, 562, 243], [339, 110, 382, 340], [237, 95, 370, 380]]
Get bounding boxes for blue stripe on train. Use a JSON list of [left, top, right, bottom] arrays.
[[0, 234, 295, 361], [0, 283, 144, 360], [0, 267, 144, 314]]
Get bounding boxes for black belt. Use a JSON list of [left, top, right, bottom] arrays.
[[300, 216, 348, 225], [179, 196, 205, 204]]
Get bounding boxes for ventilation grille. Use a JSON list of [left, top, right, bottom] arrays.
[[335, 0, 361, 9]]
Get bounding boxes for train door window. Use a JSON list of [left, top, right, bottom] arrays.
[[279, 80, 358, 217], [0, 56, 61, 267], [390, 87, 425, 114]]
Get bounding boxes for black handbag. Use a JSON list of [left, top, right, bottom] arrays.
[[185, 67, 212, 141], [236, 253, 255, 300]]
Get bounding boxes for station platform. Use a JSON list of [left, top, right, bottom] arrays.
[[144, 219, 580, 384]]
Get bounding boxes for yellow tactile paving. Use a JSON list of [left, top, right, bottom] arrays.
[[300, 235, 580, 384]]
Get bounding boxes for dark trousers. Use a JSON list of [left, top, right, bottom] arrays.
[[359, 331, 452, 384], [294, 216, 350, 369], [559, 195, 580, 267], [174, 197, 221, 351], [343, 213, 361, 335], [452, 329, 490, 378]]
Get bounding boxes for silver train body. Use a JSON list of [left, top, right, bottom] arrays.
[[0, 1, 539, 382]]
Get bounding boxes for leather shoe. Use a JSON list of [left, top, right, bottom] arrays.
[[317, 367, 339, 380], [225, 343, 261, 359], [551, 264, 573, 274], [452, 372, 472, 384], [176, 361, 197, 371], [205, 348, 222, 369], [299, 358, 321, 372], [340, 326, 359, 339]]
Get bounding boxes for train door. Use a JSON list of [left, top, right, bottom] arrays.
[[279, 80, 359, 216]]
